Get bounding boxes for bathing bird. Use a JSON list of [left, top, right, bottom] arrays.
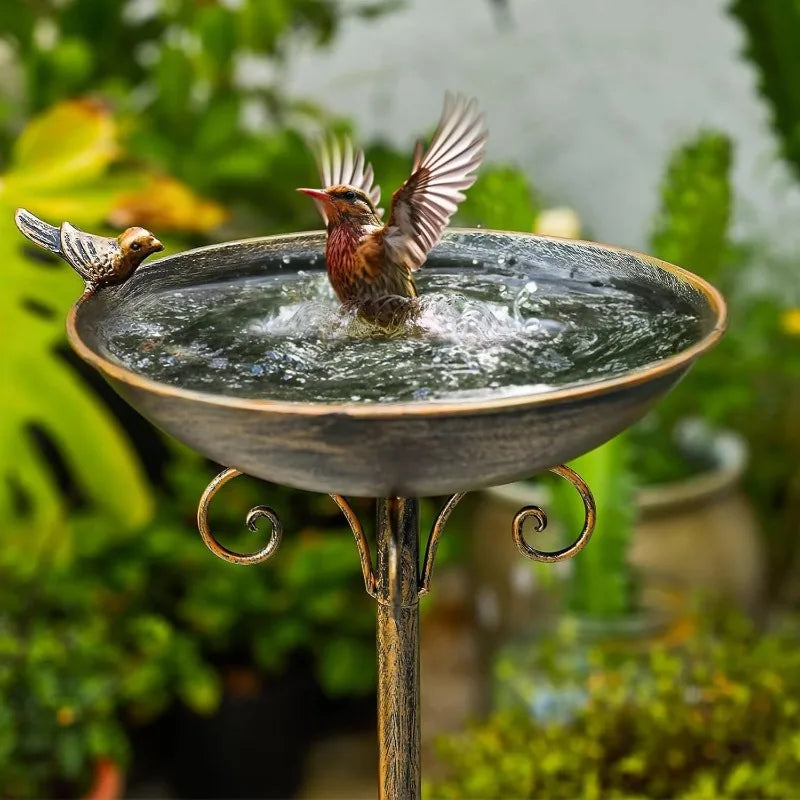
[[298, 92, 487, 318], [14, 208, 163, 297]]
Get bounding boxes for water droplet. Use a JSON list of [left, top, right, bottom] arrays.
[[282, 255, 291, 264]]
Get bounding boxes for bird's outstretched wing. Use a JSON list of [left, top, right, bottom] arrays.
[[59, 222, 120, 283], [314, 135, 383, 221], [383, 93, 487, 272], [15, 208, 61, 254]]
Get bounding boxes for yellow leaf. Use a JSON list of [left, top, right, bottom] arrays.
[[5, 98, 118, 193], [110, 175, 227, 233]]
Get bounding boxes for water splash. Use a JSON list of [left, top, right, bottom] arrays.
[[102, 260, 701, 403]]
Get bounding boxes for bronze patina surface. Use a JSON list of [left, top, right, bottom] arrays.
[[66, 229, 726, 498]]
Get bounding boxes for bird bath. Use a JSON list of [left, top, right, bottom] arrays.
[[63, 229, 724, 798]]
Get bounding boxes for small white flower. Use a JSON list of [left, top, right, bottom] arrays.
[[240, 98, 269, 134], [134, 41, 160, 68], [234, 52, 277, 91], [33, 18, 59, 51], [122, 0, 161, 25]]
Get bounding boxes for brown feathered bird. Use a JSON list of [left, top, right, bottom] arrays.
[[14, 208, 163, 297], [298, 92, 487, 318]]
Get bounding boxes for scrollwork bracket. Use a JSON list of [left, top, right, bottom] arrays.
[[196, 464, 595, 595]]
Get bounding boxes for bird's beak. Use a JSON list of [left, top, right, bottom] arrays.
[[297, 187, 330, 202], [297, 187, 333, 221]]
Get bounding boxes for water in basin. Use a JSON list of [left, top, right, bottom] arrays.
[[100, 255, 702, 404]]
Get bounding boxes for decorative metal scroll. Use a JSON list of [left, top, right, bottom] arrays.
[[512, 464, 597, 562], [197, 468, 283, 566], [331, 493, 376, 598], [196, 463, 595, 594], [196, 468, 376, 597], [419, 492, 465, 596]]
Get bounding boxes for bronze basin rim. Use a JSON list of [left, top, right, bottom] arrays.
[[66, 228, 727, 419]]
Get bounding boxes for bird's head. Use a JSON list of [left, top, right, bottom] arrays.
[[118, 227, 164, 264], [297, 185, 379, 226]]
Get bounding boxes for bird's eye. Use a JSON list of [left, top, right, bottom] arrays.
[[343, 190, 357, 201], [131, 242, 142, 251]]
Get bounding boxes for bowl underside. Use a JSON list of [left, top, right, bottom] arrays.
[[68, 230, 725, 496]]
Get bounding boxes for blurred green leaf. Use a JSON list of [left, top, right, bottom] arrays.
[[456, 164, 540, 231], [316, 636, 376, 696], [729, 0, 800, 182], [0, 101, 153, 563]]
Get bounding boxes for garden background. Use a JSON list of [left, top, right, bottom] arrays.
[[1, 0, 799, 797]]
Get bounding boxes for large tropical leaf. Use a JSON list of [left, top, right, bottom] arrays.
[[0, 100, 224, 567]]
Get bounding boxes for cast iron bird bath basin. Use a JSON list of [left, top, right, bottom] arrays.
[[64, 229, 724, 798]]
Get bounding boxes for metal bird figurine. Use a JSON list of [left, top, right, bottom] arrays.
[[14, 208, 163, 297], [298, 92, 487, 320]]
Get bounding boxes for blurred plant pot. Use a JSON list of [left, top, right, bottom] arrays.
[[471, 428, 764, 648], [631, 429, 764, 616], [167, 659, 319, 799], [82, 758, 123, 800]]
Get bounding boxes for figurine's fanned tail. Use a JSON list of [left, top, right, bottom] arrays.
[[14, 208, 62, 254]]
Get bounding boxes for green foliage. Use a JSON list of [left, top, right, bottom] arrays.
[[83, 449, 378, 698], [719, 6, 800, 591], [632, 129, 735, 485], [0, 447, 380, 796], [0, 0, 401, 229], [0, 559, 217, 798], [0, 101, 153, 562], [633, 126, 800, 597], [428, 615, 800, 799], [456, 164, 539, 231], [650, 130, 733, 285], [552, 437, 636, 619], [728, 0, 800, 182]]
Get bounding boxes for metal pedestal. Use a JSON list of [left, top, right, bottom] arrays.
[[197, 467, 596, 800], [376, 498, 421, 799]]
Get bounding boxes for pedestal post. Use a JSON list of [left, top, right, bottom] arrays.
[[196, 468, 595, 799], [375, 497, 421, 800]]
